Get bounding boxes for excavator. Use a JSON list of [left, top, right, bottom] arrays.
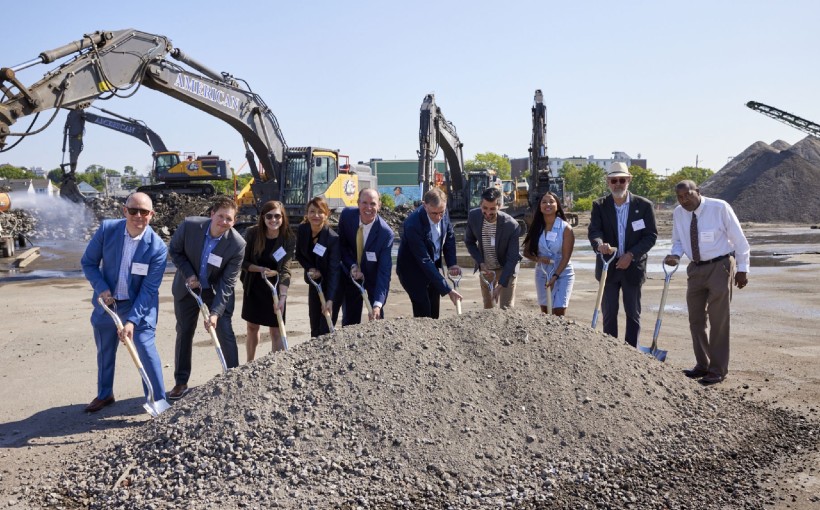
[[746, 101, 820, 137], [418, 93, 498, 220], [62, 107, 229, 198], [0, 28, 359, 218], [526, 89, 578, 226]]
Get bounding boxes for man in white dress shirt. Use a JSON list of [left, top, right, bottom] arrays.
[[663, 180, 750, 386]]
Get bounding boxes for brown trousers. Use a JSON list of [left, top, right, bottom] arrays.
[[686, 256, 735, 377], [479, 268, 517, 310]]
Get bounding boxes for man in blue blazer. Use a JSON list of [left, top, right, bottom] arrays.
[[81, 192, 168, 413], [168, 196, 246, 399], [588, 162, 658, 347], [338, 188, 394, 324], [396, 188, 463, 318]]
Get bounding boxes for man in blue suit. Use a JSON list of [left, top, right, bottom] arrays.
[[81, 192, 168, 413], [338, 188, 394, 324], [396, 188, 463, 318]]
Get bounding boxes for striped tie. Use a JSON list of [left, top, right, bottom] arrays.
[[690, 213, 701, 262]]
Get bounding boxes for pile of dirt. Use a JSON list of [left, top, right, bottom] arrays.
[[378, 203, 413, 235], [29, 310, 818, 509], [700, 136, 820, 223]]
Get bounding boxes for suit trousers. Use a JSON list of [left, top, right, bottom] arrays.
[[173, 289, 238, 385], [601, 269, 643, 347], [398, 263, 444, 319], [341, 278, 384, 325], [91, 299, 166, 401], [307, 283, 341, 337], [686, 257, 734, 378]]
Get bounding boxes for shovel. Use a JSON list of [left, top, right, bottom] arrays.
[[638, 262, 679, 362], [307, 270, 335, 333], [97, 298, 171, 417], [537, 263, 554, 315], [447, 272, 463, 314], [349, 272, 374, 319], [479, 270, 498, 305], [591, 248, 618, 329], [185, 283, 229, 372], [261, 272, 289, 350]]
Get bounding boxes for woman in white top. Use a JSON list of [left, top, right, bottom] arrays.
[[522, 192, 575, 315]]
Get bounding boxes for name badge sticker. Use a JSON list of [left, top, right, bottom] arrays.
[[490, 237, 496, 247], [273, 246, 287, 261], [366, 251, 377, 262], [632, 219, 646, 231], [546, 231, 558, 241], [313, 243, 327, 257], [207, 253, 223, 267], [700, 231, 715, 243], [131, 262, 149, 276]]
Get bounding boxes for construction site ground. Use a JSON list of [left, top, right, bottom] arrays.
[[0, 211, 818, 508]]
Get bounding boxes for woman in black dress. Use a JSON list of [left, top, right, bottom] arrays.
[[241, 200, 295, 360], [295, 196, 341, 337]]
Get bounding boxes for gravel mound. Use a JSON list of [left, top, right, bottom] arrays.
[[700, 136, 820, 223], [32, 310, 818, 509]]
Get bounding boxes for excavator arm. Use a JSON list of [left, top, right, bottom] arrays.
[[418, 93, 467, 214], [0, 28, 288, 206], [528, 89, 550, 208]]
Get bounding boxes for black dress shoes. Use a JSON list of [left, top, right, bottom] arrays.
[[699, 374, 725, 386], [683, 368, 709, 379], [84, 395, 115, 413]]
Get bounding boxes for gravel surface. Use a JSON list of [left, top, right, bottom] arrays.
[[701, 136, 820, 224], [27, 310, 819, 509]]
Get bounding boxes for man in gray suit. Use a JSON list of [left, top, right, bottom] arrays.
[[464, 187, 522, 309], [167, 196, 246, 399]]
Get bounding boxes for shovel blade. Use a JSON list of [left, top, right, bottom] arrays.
[[637, 345, 668, 362], [143, 398, 171, 417]]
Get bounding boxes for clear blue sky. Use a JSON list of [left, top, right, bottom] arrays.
[[1, 0, 817, 177]]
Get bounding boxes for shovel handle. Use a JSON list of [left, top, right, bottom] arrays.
[[361, 288, 374, 318], [651, 263, 679, 347], [271, 292, 289, 350]]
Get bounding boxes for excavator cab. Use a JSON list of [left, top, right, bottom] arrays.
[[281, 147, 358, 218], [153, 152, 181, 177]]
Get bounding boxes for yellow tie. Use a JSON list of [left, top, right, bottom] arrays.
[[356, 224, 364, 266]]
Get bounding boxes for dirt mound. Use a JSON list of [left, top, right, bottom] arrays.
[[32, 310, 818, 509], [700, 136, 820, 223]]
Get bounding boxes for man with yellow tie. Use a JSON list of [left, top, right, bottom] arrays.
[[338, 188, 395, 324], [664, 180, 750, 386]]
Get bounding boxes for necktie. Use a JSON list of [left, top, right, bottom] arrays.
[[356, 224, 364, 266], [691, 212, 701, 262]]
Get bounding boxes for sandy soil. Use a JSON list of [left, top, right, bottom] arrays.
[[1, 211, 818, 508]]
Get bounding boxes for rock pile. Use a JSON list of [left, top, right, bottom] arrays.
[[32, 310, 818, 509], [700, 136, 820, 223]]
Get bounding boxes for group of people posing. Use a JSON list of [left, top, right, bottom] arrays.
[[80, 161, 750, 413]]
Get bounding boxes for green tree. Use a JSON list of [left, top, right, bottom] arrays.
[[212, 172, 254, 195], [558, 161, 582, 194], [576, 163, 607, 199], [47, 168, 63, 184], [628, 165, 661, 201], [0, 164, 35, 179], [660, 166, 715, 202], [465, 152, 511, 180], [124, 165, 136, 176]]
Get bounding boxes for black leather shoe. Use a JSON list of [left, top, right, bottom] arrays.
[[699, 374, 725, 386], [84, 395, 115, 413], [683, 368, 709, 379]]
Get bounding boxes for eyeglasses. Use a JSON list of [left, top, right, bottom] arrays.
[[609, 178, 628, 184], [265, 212, 283, 220], [126, 207, 152, 217]]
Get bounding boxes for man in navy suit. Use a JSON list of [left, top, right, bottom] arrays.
[[396, 187, 463, 318], [168, 196, 246, 399], [81, 192, 168, 413], [588, 162, 658, 347], [338, 188, 394, 324]]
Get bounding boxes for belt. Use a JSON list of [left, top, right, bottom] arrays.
[[693, 252, 733, 266]]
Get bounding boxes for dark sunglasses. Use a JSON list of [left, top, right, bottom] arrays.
[[264, 212, 283, 220], [609, 178, 628, 184], [126, 207, 152, 217]]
